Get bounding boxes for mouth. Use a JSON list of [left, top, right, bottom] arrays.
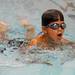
[[57, 33, 63, 39], [57, 33, 62, 36]]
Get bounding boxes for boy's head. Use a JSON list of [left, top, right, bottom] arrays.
[[41, 9, 66, 43], [42, 9, 64, 26]]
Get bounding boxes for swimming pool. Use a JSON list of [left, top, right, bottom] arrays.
[[0, 0, 75, 75]]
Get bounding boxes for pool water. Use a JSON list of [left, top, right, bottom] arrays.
[[0, 15, 75, 74], [0, 32, 75, 75], [0, 0, 75, 75]]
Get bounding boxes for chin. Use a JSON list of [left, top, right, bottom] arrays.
[[54, 38, 62, 44]]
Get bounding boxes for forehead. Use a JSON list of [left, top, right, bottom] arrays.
[[52, 21, 64, 24], [52, 15, 64, 24]]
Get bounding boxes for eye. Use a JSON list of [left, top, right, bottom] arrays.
[[53, 23, 57, 26], [49, 23, 57, 27], [48, 23, 58, 29], [61, 23, 66, 29]]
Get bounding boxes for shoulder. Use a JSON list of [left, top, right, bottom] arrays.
[[61, 38, 75, 46], [29, 32, 44, 48], [29, 36, 42, 48], [29, 39, 37, 48], [61, 38, 70, 44]]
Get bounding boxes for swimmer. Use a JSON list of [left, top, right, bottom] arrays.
[[29, 9, 74, 50]]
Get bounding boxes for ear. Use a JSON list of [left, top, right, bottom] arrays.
[[42, 26, 47, 33]]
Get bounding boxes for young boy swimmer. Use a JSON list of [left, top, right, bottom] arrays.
[[29, 9, 73, 50]]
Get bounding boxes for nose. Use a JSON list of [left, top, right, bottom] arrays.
[[58, 27, 62, 31], [58, 27, 62, 30], [57, 27, 64, 33]]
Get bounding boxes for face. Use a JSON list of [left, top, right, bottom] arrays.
[[45, 20, 65, 43]]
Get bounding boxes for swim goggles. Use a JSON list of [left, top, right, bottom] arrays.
[[47, 23, 66, 29]]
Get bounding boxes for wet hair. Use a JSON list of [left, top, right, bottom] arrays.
[[42, 9, 64, 26]]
